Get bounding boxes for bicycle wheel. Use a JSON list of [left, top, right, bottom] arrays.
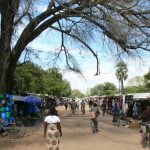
[[15, 126, 26, 138], [117, 118, 120, 127], [6, 126, 25, 139], [141, 133, 147, 148]]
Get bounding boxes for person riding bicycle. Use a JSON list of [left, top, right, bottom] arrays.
[[91, 102, 100, 132]]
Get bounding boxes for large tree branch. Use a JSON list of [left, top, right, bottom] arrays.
[[12, 2, 87, 63], [14, 0, 32, 26], [83, 15, 128, 51], [50, 25, 100, 75]]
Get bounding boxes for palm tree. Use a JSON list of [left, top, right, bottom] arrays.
[[115, 61, 128, 94]]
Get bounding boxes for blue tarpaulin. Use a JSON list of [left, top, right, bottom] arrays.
[[22, 96, 43, 104]]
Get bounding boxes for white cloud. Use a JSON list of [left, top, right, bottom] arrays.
[[29, 42, 60, 52], [23, 37, 150, 94], [62, 57, 150, 94]]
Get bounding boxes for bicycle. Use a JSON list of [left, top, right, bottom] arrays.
[[141, 121, 150, 148], [113, 113, 120, 126], [0, 119, 26, 139], [116, 114, 127, 127]]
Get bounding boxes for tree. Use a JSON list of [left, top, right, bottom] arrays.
[[124, 76, 146, 93], [13, 62, 72, 96], [0, 0, 150, 93], [61, 80, 71, 97], [90, 82, 117, 96], [115, 61, 128, 94], [127, 76, 145, 87], [144, 69, 150, 92], [71, 89, 85, 98], [124, 86, 146, 93], [44, 68, 63, 96], [13, 61, 45, 94]]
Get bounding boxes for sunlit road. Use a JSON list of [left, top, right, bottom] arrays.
[[0, 106, 147, 150]]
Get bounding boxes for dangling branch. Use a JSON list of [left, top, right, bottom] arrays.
[[50, 25, 100, 75]]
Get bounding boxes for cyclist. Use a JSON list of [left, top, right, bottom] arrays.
[[91, 102, 100, 132]]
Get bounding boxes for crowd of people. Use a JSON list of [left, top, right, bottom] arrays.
[[43, 97, 150, 150]]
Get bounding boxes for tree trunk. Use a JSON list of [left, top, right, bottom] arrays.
[[0, 1, 19, 93], [0, 53, 16, 93], [121, 79, 124, 94]]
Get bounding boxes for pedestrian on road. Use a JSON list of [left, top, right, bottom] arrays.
[[44, 107, 62, 150], [70, 99, 77, 114], [91, 102, 100, 132], [81, 100, 86, 114], [64, 100, 69, 111], [89, 99, 93, 111], [101, 100, 107, 116], [112, 102, 120, 123]]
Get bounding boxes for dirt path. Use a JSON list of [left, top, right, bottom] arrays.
[[0, 106, 148, 150]]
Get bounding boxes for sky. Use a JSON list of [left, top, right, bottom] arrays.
[[23, 33, 150, 94], [18, 1, 150, 94]]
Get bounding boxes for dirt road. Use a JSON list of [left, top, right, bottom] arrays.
[[0, 106, 147, 150]]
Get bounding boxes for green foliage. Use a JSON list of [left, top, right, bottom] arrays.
[[115, 61, 128, 94], [144, 69, 150, 92], [115, 61, 128, 81], [13, 62, 71, 96], [125, 76, 146, 93], [60, 80, 71, 97], [124, 85, 146, 93], [90, 82, 117, 96], [71, 89, 85, 98], [127, 76, 144, 87], [13, 62, 45, 94]]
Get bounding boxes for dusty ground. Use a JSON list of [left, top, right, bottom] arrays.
[[0, 106, 148, 150]]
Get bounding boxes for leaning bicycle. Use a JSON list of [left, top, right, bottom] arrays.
[[141, 121, 150, 148], [0, 119, 26, 139]]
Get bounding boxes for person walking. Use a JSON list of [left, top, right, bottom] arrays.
[[44, 108, 62, 150], [112, 102, 120, 123], [64, 100, 69, 111], [81, 100, 86, 114], [70, 100, 77, 114], [101, 100, 107, 116], [91, 102, 100, 132], [89, 99, 93, 111]]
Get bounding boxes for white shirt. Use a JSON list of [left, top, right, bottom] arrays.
[[44, 115, 60, 124]]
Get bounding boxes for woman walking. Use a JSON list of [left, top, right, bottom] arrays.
[[44, 108, 62, 150]]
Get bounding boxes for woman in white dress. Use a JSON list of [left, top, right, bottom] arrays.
[[44, 108, 62, 150]]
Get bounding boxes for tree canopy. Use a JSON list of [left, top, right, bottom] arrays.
[[0, 0, 150, 92], [115, 61, 128, 94], [71, 89, 85, 98], [144, 69, 150, 92], [13, 61, 71, 96], [90, 82, 117, 96]]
